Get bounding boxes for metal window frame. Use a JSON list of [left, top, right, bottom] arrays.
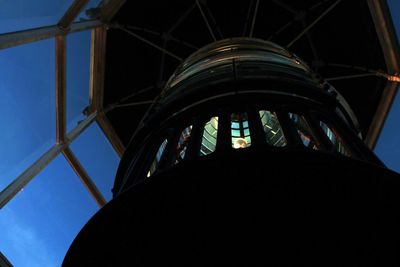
[[0, 0, 126, 213], [365, 0, 400, 149]]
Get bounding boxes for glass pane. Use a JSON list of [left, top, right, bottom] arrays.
[[174, 126, 193, 164], [147, 139, 168, 177], [231, 113, 251, 149], [319, 121, 351, 157], [70, 123, 120, 201], [0, 39, 56, 192], [0, 155, 98, 267], [0, 0, 74, 34], [289, 113, 320, 150], [387, 0, 400, 40], [200, 117, 218, 155], [66, 30, 91, 132], [259, 110, 287, 147], [75, 0, 103, 22]]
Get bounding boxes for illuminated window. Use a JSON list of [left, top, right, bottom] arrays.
[[289, 113, 320, 150], [200, 117, 218, 156], [174, 125, 193, 164], [231, 113, 251, 149], [320, 121, 351, 156], [259, 110, 287, 147], [147, 139, 168, 177]]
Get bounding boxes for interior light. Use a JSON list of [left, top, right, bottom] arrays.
[[233, 138, 248, 149]]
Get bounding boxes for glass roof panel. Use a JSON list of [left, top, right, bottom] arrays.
[[75, 0, 103, 22], [0, 0, 74, 34], [0, 39, 55, 192], [387, 0, 400, 40], [70, 122, 120, 201], [66, 30, 91, 132], [0, 155, 98, 267]]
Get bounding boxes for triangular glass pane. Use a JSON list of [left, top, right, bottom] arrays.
[[70, 122, 120, 201], [0, 39, 56, 192], [0, 0, 74, 34]]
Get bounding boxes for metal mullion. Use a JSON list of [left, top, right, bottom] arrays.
[[248, 110, 266, 146], [62, 148, 106, 207], [276, 111, 302, 147], [96, 113, 125, 157], [216, 112, 231, 152], [89, 26, 125, 157], [58, 0, 90, 30], [56, 35, 67, 144], [0, 112, 97, 209], [89, 26, 107, 113], [0, 144, 62, 209], [0, 20, 102, 50], [158, 131, 180, 170], [304, 113, 332, 152], [365, 0, 400, 149], [185, 119, 206, 160]]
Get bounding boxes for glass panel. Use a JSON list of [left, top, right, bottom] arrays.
[[231, 113, 251, 149], [319, 121, 351, 157], [289, 113, 320, 150], [66, 30, 91, 132], [0, 155, 98, 267], [387, 0, 400, 40], [0, 39, 56, 192], [70, 123, 120, 201], [200, 117, 219, 156], [174, 126, 193, 164], [147, 139, 168, 177], [259, 110, 287, 147], [0, 0, 74, 34], [75, 0, 103, 22]]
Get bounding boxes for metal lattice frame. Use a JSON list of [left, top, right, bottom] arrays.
[[0, 0, 126, 210], [0, 0, 399, 213]]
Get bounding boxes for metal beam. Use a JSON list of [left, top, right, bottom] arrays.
[[0, 252, 12, 267], [0, 112, 97, 209], [249, 0, 260, 37], [196, 0, 217, 41], [62, 148, 106, 207], [110, 100, 154, 109], [325, 73, 377, 81], [96, 113, 125, 157], [365, 0, 400, 149], [116, 25, 183, 61], [125, 25, 199, 50], [271, 0, 297, 15], [287, 0, 342, 48], [0, 20, 101, 50], [58, 0, 90, 30], [0, 145, 62, 209], [100, 0, 126, 22], [167, 3, 196, 35], [56, 35, 67, 144], [89, 26, 125, 157], [89, 26, 108, 113]]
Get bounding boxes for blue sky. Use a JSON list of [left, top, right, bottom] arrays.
[[0, 1, 399, 266]]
